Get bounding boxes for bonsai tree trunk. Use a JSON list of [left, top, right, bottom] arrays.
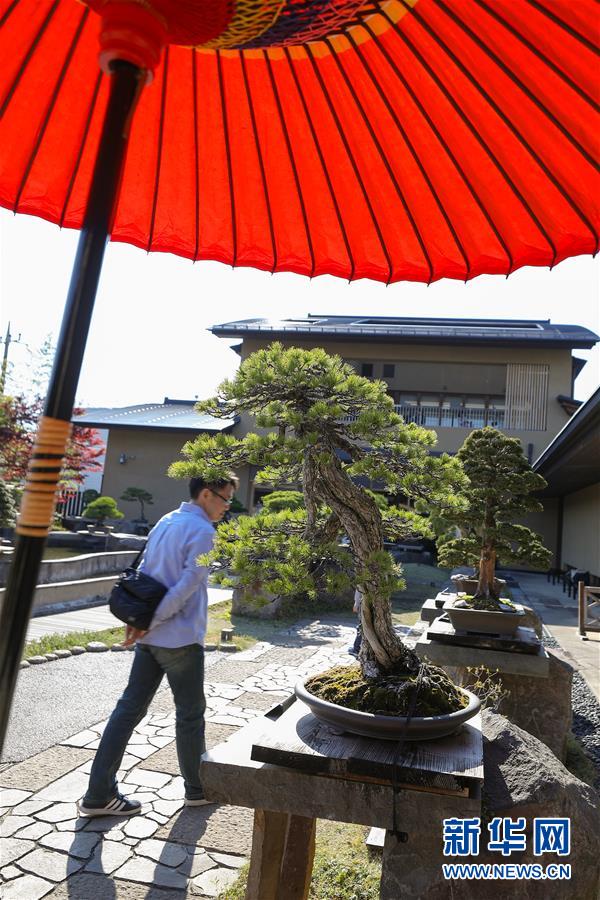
[[303, 444, 419, 679], [475, 544, 498, 601]]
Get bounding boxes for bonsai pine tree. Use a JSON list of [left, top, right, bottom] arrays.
[[169, 344, 466, 705], [83, 495, 124, 527], [120, 487, 154, 522], [437, 427, 552, 607]]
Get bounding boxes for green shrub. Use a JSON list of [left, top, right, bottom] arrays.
[[261, 490, 305, 512], [83, 495, 124, 524]]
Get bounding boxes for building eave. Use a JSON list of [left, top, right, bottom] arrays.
[[534, 388, 600, 496]]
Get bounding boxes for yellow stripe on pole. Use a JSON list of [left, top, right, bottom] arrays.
[[16, 416, 72, 537]]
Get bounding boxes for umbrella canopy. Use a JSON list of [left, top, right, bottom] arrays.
[[1, 0, 598, 284]]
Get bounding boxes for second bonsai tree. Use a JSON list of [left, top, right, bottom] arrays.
[[436, 427, 552, 611]]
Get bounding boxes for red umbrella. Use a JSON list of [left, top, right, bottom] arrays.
[[0, 0, 598, 748], [2, 0, 598, 282]]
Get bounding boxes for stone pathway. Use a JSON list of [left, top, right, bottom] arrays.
[[0, 621, 357, 899]]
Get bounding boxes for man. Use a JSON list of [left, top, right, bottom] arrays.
[[78, 473, 237, 817]]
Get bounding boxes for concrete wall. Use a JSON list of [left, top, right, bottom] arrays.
[[238, 337, 573, 460], [0, 576, 118, 615], [101, 429, 201, 522], [561, 483, 600, 574], [0, 550, 138, 588], [519, 501, 560, 569]]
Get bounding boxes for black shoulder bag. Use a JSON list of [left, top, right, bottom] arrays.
[[109, 544, 168, 631]]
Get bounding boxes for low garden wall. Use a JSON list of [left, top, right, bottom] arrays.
[[0, 575, 118, 615], [0, 550, 139, 587]]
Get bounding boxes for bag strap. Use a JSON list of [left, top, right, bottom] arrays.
[[130, 544, 146, 570]]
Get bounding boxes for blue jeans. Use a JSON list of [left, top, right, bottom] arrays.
[[83, 643, 206, 805]]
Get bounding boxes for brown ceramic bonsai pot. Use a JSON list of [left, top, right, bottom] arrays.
[[444, 599, 525, 636], [294, 679, 481, 742]]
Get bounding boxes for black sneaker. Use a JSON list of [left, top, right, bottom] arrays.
[[78, 793, 142, 817]]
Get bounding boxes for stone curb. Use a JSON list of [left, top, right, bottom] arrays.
[[21, 641, 237, 669]]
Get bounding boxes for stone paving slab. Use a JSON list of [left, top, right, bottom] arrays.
[[232, 691, 287, 710], [0, 746, 94, 792], [155, 805, 254, 855], [139, 724, 238, 776], [17, 846, 85, 881], [46, 872, 188, 899], [203, 659, 272, 682], [1, 873, 55, 899]]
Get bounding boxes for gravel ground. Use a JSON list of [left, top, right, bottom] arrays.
[[543, 633, 600, 788], [1, 649, 224, 765]]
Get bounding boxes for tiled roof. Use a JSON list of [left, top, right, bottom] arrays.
[[73, 399, 236, 432], [211, 315, 599, 348]]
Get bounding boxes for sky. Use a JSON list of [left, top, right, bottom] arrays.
[[1, 208, 599, 408]]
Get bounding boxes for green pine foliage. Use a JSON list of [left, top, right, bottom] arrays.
[[437, 427, 552, 602], [120, 486, 154, 521], [170, 343, 466, 678], [0, 478, 17, 527], [82, 495, 124, 523]]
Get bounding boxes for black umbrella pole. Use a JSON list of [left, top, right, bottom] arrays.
[[0, 60, 145, 755]]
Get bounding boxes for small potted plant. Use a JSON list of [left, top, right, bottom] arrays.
[[437, 428, 552, 636]]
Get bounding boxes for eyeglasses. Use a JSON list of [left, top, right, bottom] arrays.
[[208, 488, 233, 506]]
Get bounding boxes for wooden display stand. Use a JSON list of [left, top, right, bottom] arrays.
[[200, 696, 483, 899]]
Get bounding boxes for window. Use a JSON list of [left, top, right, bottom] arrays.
[[361, 363, 374, 377], [383, 364, 395, 378]]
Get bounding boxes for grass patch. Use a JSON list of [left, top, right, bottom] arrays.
[[22, 601, 266, 658], [24, 626, 126, 658], [220, 821, 381, 900]]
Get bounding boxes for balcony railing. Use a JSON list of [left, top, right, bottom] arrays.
[[394, 404, 505, 428]]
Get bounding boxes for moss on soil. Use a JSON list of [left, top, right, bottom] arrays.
[[460, 594, 516, 612], [305, 663, 467, 717]]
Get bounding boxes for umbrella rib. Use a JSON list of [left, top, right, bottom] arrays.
[[387, 7, 559, 265], [283, 47, 355, 282], [325, 37, 434, 284], [346, 30, 471, 282], [522, 0, 599, 55], [0, 0, 20, 30], [472, 0, 600, 114], [192, 49, 200, 261], [147, 45, 169, 253], [434, 0, 599, 171], [12, 6, 89, 213], [263, 51, 316, 278], [398, 0, 598, 254], [216, 50, 237, 267], [0, 0, 60, 120], [305, 44, 393, 284], [240, 52, 278, 274], [59, 69, 103, 229], [365, 20, 513, 273]]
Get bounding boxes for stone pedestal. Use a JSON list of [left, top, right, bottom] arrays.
[[201, 698, 482, 899], [451, 647, 573, 761]]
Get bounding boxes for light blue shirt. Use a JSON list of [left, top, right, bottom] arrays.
[[137, 501, 214, 649]]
